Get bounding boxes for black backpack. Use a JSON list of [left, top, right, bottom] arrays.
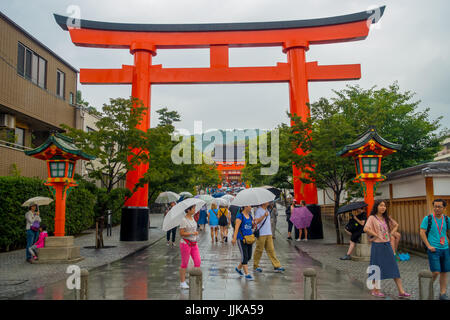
[[422, 214, 449, 251]]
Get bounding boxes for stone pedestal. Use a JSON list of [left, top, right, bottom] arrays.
[[34, 236, 83, 264], [351, 233, 371, 262]]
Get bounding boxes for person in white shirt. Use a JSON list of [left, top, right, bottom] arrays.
[[252, 202, 285, 273]]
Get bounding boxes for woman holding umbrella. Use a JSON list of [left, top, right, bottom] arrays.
[[25, 203, 41, 263], [179, 204, 201, 289], [232, 205, 269, 280]]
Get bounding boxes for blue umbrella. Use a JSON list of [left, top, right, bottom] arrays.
[[212, 192, 226, 198]]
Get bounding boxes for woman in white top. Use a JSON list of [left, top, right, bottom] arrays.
[[25, 204, 41, 263], [179, 205, 201, 289]]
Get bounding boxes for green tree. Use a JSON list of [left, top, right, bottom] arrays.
[[62, 97, 150, 214], [289, 83, 447, 243], [242, 124, 295, 206]]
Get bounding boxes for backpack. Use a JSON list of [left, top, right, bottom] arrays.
[[422, 214, 449, 252]]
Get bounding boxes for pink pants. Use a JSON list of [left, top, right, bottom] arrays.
[[180, 242, 201, 269]]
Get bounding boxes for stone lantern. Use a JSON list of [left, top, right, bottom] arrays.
[[25, 133, 95, 263], [338, 126, 402, 215]]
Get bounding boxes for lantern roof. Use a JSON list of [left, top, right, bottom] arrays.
[[337, 126, 402, 157], [25, 133, 95, 161]]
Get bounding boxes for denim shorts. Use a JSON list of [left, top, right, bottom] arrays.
[[427, 248, 450, 273]]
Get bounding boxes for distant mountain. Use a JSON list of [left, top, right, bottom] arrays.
[[191, 129, 266, 153]]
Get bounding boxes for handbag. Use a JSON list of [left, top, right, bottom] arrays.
[[238, 214, 256, 244], [239, 229, 256, 245], [193, 212, 200, 222], [30, 220, 40, 232]]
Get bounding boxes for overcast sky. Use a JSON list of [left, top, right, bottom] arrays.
[[1, 0, 449, 135]]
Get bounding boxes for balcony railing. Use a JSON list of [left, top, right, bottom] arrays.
[[0, 139, 32, 151]]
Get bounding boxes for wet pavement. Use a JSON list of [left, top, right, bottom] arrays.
[[10, 215, 378, 300]]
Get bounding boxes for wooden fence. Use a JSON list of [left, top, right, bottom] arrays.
[[320, 196, 450, 251]]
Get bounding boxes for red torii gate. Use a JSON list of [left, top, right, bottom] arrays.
[[55, 6, 385, 240]]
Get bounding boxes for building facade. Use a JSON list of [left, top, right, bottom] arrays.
[[0, 11, 78, 179], [434, 137, 450, 161], [213, 143, 245, 184]]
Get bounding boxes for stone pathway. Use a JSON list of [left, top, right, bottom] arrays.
[[0, 214, 165, 300], [2, 206, 446, 300]]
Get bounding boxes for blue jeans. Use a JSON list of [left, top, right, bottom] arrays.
[[26, 229, 38, 260]]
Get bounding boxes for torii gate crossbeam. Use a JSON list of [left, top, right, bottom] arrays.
[[55, 6, 385, 241]]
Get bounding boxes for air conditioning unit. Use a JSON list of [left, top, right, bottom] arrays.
[[0, 114, 15, 129]]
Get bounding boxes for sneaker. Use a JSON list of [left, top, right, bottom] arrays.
[[235, 267, 244, 276], [224, 237, 228, 243], [296, 239, 301, 242], [245, 274, 254, 281], [303, 239, 308, 242], [274, 267, 285, 273], [340, 255, 352, 260], [167, 241, 171, 246], [32, 256, 37, 260], [439, 293, 448, 300], [180, 282, 189, 289], [254, 268, 263, 273], [171, 242, 177, 247]]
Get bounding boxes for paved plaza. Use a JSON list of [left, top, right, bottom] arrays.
[[1, 206, 448, 300]]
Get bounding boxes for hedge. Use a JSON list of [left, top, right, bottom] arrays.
[[0, 176, 96, 252]]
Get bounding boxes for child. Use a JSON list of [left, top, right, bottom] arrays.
[[28, 224, 48, 260]]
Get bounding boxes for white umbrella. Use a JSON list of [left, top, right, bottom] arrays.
[[231, 187, 275, 207], [221, 194, 235, 202], [180, 191, 193, 198], [212, 198, 229, 207], [22, 196, 53, 207], [197, 194, 214, 204], [155, 191, 180, 204], [162, 198, 206, 231]]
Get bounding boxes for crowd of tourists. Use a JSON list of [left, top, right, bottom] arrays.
[[23, 188, 449, 300]]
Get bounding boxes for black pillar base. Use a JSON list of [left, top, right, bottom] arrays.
[[120, 207, 149, 241]]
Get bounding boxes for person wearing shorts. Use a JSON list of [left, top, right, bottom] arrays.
[[420, 199, 449, 300], [208, 203, 219, 243]]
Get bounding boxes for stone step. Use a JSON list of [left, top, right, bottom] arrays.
[[37, 246, 80, 261], [44, 236, 74, 247]]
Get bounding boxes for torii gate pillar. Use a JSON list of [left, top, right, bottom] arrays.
[[284, 41, 318, 204]]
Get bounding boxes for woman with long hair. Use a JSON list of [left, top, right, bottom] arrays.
[[208, 203, 219, 243], [363, 200, 410, 298]]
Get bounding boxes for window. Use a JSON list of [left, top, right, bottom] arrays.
[[362, 158, 379, 173], [69, 92, 74, 105], [17, 43, 47, 89], [67, 162, 74, 178], [14, 127, 25, 146], [50, 162, 66, 177], [56, 69, 65, 99]]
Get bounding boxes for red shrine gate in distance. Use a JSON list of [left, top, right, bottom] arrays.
[[55, 6, 385, 240]]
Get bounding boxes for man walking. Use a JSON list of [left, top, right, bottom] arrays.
[[420, 199, 449, 300], [253, 202, 285, 273]]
